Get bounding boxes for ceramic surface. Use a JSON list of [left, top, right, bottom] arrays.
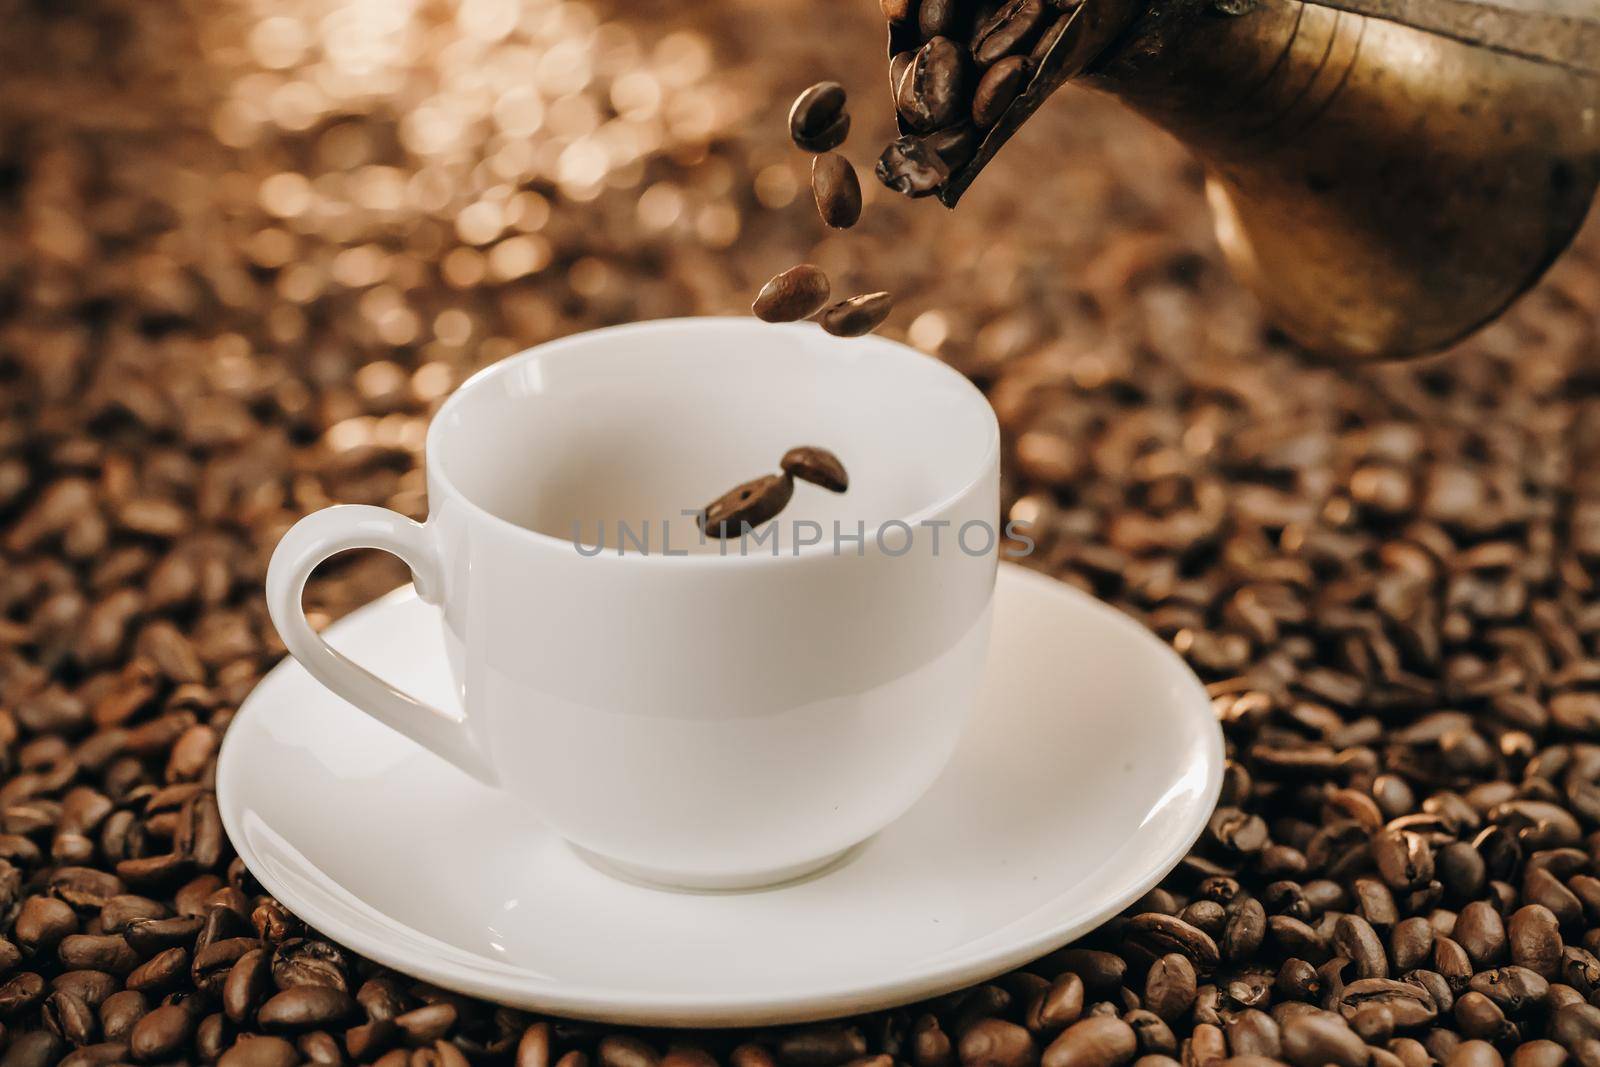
[[266, 318, 1001, 888], [221, 563, 1223, 1027]]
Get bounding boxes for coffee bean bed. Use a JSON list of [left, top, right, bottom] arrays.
[[3, 2, 1600, 1067]]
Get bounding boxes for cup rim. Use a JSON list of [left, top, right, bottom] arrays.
[[423, 316, 1001, 564]]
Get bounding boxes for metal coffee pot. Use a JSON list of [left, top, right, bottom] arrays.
[[918, 0, 1600, 360]]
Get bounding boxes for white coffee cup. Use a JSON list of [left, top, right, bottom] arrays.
[[266, 317, 1000, 889]]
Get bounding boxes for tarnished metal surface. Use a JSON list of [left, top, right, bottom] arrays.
[[933, 0, 1600, 359]]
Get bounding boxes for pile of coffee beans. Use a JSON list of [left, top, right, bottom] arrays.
[[876, 0, 1072, 199], [699, 448, 849, 538], [4, 0, 1600, 1064]]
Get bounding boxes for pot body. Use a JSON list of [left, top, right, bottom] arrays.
[[1083, 0, 1600, 359]]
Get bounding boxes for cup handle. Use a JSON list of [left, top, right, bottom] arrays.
[[265, 505, 496, 785]]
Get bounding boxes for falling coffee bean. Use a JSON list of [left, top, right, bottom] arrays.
[[699, 474, 795, 539], [753, 264, 831, 322], [819, 292, 895, 337], [897, 38, 968, 132], [875, 137, 951, 198], [780, 447, 849, 493], [789, 82, 850, 152], [972, 57, 1032, 127], [812, 154, 862, 229]]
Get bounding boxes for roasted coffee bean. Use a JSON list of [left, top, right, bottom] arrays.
[[300, 1031, 343, 1065], [1511, 1042, 1570, 1067], [1041, 1017, 1136, 1067], [777, 1026, 868, 1066], [1338, 978, 1437, 1027], [1144, 955, 1196, 1023], [971, 0, 1050, 66], [57, 1041, 128, 1067], [1349, 1003, 1395, 1045], [125, 915, 203, 956], [1280, 1015, 1366, 1067], [881, 0, 912, 22], [818, 292, 895, 338], [396, 1002, 458, 1043], [699, 474, 794, 538], [125, 946, 187, 993], [347, 1019, 399, 1061], [251, 900, 298, 944], [1525, 868, 1583, 928], [357, 977, 408, 1024], [913, 1017, 958, 1067], [15, 895, 78, 954], [58, 934, 138, 975], [1124, 914, 1220, 973], [1375, 831, 1435, 891], [258, 985, 355, 1030], [0, 972, 47, 1017], [600, 1036, 660, 1067], [1455, 902, 1508, 968], [1027, 973, 1085, 1034], [789, 82, 849, 152], [516, 1021, 553, 1067], [193, 937, 258, 997], [753, 264, 831, 322], [53, 971, 120, 1009], [1222, 898, 1266, 962], [922, 123, 981, 170], [44, 989, 99, 1047], [1434, 937, 1475, 992], [812, 154, 862, 229], [959, 1019, 1036, 1067], [223, 948, 271, 1024], [1449, 1041, 1504, 1067], [270, 938, 349, 992], [1454, 991, 1507, 1040], [898, 38, 967, 131], [1510, 904, 1563, 977], [780, 447, 849, 493], [972, 57, 1032, 127], [1393, 917, 1436, 971], [199, 901, 253, 952], [918, 0, 957, 36], [1223, 1011, 1279, 1058], [129, 1002, 193, 1062], [1125, 1012, 1176, 1058], [98, 896, 167, 934], [1467, 965, 1548, 1012], [219, 1035, 300, 1067], [875, 136, 951, 197], [99, 989, 148, 1042], [2, 1031, 64, 1067]]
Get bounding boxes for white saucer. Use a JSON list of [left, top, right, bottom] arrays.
[[218, 563, 1222, 1027]]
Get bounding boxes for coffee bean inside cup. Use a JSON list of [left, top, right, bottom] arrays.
[[699, 474, 795, 539], [780, 447, 849, 493], [698, 447, 850, 539]]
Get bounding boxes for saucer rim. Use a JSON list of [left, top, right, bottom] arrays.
[[218, 562, 1223, 1026]]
